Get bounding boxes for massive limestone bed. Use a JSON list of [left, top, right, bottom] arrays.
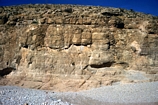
[[0, 4, 158, 91], [0, 82, 158, 105]]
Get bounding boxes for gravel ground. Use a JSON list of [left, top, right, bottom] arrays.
[[59, 82, 158, 105], [79, 81, 158, 103], [0, 82, 158, 105], [0, 86, 72, 105]]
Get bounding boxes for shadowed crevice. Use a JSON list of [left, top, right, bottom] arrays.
[[0, 67, 16, 77], [90, 62, 114, 68], [101, 12, 121, 16]]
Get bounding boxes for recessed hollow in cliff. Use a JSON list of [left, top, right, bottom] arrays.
[[64, 8, 73, 13], [23, 45, 29, 49], [101, 12, 121, 16], [115, 23, 124, 29], [0, 67, 16, 77], [90, 62, 114, 68]]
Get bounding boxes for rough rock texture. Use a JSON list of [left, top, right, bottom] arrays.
[[0, 4, 158, 91]]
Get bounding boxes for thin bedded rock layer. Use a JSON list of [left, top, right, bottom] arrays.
[[0, 4, 158, 91]]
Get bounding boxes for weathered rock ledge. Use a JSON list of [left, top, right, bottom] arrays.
[[0, 4, 158, 91]]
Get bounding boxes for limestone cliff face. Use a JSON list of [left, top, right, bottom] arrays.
[[0, 4, 158, 91]]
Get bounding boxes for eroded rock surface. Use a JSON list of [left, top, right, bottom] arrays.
[[0, 4, 158, 91]]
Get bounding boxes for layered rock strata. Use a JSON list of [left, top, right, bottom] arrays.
[[0, 4, 158, 91]]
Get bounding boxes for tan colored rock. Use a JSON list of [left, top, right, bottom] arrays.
[[0, 4, 158, 92]]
